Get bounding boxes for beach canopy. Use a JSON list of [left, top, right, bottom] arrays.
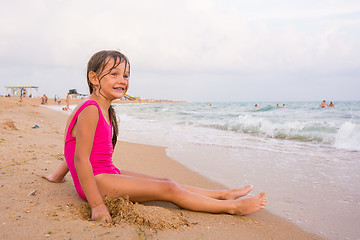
[[5, 86, 39, 89], [5, 86, 39, 97]]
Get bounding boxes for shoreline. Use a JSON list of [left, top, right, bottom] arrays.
[[0, 97, 324, 239]]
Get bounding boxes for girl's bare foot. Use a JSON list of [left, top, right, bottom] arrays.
[[43, 174, 65, 183], [230, 192, 267, 215], [222, 185, 254, 200]]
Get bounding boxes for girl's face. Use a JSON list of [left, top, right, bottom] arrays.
[[92, 58, 130, 101]]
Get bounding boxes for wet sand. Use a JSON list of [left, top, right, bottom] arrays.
[[0, 97, 324, 239]]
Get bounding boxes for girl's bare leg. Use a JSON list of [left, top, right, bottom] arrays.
[[95, 174, 267, 215], [120, 169, 253, 200], [180, 185, 254, 200], [45, 161, 69, 183]]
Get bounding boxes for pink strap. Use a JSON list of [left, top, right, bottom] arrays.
[[66, 100, 101, 139]]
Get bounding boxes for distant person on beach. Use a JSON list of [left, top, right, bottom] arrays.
[[20, 88, 26, 102], [41, 94, 48, 104], [45, 50, 266, 222], [55, 94, 61, 105], [62, 93, 71, 111], [66, 93, 71, 110], [320, 100, 328, 108], [329, 102, 335, 108]]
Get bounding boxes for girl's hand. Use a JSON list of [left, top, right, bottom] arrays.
[[44, 174, 65, 183], [91, 204, 112, 223]]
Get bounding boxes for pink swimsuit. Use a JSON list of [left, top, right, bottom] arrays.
[[64, 100, 121, 200]]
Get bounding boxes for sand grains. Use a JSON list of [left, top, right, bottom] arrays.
[[77, 196, 189, 230]]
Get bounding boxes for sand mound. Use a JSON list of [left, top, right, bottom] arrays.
[[77, 196, 189, 230], [3, 120, 18, 130]]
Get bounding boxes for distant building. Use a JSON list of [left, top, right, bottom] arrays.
[[68, 89, 88, 99]]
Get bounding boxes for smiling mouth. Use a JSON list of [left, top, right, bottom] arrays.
[[114, 87, 125, 91]]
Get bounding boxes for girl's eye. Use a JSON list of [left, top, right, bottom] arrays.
[[123, 75, 129, 80], [111, 73, 117, 76]]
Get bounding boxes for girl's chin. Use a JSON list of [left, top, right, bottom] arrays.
[[112, 93, 124, 100], [110, 90, 124, 97]]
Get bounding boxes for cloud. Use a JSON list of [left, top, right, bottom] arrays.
[[0, 0, 359, 100]]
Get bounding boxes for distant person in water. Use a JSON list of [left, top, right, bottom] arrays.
[[282, 104, 286, 107], [329, 102, 335, 108], [320, 100, 328, 108], [255, 104, 258, 107]]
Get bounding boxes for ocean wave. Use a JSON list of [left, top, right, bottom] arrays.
[[199, 115, 344, 144], [253, 105, 279, 112], [334, 122, 360, 151]]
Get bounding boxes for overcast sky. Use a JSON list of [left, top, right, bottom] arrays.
[[1, 0, 359, 102]]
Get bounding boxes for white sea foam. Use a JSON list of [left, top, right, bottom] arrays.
[[40, 104, 75, 115], [334, 121, 360, 151]]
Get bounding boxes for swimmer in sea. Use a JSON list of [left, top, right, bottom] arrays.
[[320, 100, 328, 108]]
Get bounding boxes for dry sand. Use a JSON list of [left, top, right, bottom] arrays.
[[0, 97, 324, 239]]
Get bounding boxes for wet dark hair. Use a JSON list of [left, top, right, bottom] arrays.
[[86, 50, 130, 149]]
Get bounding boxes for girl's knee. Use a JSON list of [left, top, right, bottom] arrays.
[[162, 179, 182, 197]]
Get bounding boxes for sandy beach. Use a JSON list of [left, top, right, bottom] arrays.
[[0, 97, 324, 239]]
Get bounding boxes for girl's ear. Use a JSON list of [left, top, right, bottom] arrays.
[[88, 71, 99, 86]]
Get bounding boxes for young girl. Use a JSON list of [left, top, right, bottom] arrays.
[[46, 50, 267, 222]]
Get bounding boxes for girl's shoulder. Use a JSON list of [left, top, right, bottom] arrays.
[[66, 99, 100, 125], [74, 99, 100, 114]]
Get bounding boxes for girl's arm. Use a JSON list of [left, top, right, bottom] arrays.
[[73, 105, 111, 222], [45, 160, 69, 183]]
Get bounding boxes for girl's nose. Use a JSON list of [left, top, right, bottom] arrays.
[[117, 76, 128, 86], [118, 76, 126, 82]]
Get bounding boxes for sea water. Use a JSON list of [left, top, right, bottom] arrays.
[[113, 101, 360, 240]]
